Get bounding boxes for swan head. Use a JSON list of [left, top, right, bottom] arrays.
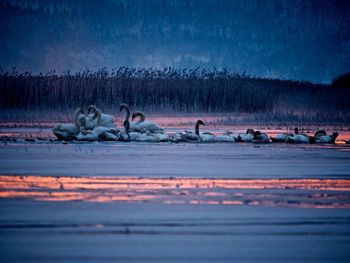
[[246, 129, 254, 135], [253, 131, 261, 138], [196, 120, 205, 126], [132, 112, 145, 122], [119, 103, 129, 112], [294, 127, 299, 134], [87, 105, 99, 114]]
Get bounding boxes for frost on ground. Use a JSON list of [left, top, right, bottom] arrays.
[[0, 141, 350, 262]]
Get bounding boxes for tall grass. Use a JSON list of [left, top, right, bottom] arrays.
[[0, 67, 349, 124]]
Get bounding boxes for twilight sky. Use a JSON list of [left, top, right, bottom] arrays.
[[1, 0, 349, 83]]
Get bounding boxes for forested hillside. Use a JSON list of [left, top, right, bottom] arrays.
[[1, 0, 349, 83]]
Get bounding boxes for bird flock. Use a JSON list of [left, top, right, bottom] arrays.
[[52, 103, 348, 144]]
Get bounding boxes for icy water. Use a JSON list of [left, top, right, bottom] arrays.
[[0, 140, 350, 262]]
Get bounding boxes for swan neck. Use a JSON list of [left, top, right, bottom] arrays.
[[74, 108, 83, 129], [123, 106, 130, 122], [195, 123, 200, 135]]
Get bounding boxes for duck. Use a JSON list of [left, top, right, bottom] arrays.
[[52, 107, 86, 140], [171, 120, 204, 142], [236, 129, 255, 142], [315, 132, 338, 143], [131, 112, 164, 133]]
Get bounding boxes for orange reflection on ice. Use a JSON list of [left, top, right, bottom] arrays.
[[0, 175, 350, 208], [1, 176, 350, 191]]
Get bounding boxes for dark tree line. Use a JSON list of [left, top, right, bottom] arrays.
[[0, 68, 349, 123]]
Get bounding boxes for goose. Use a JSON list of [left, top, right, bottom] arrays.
[[171, 120, 204, 142], [131, 112, 164, 133], [87, 105, 116, 128], [252, 131, 271, 143], [52, 108, 86, 140], [270, 128, 297, 142], [286, 128, 311, 143], [138, 131, 161, 142], [236, 129, 255, 142], [315, 132, 338, 144]]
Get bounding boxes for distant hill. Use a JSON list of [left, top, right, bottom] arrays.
[[1, 0, 350, 83]]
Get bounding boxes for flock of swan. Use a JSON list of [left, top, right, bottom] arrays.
[[52, 103, 348, 144]]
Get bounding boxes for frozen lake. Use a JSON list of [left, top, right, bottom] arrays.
[[0, 141, 350, 262]]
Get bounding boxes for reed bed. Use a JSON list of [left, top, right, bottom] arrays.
[[0, 68, 349, 124]]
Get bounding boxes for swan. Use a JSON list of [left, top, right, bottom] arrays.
[[171, 120, 204, 142], [155, 131, 169, 142], [77, 125, 120, 141], [286, 128, 311, 143], [52, 107, 86, 140], [77, 110, 120, 141], [119, 103, 140, 131], [138, 131, 161, 142], [236, 129, 255, 142], [215, 131, 236, 142], [315, 132, 338, 143], [270, 128, 298, 142], [252, 131, 271, 143], [131, 112, 164, 133], [87, 105, 116, 128], [200, 132, 215, 142]]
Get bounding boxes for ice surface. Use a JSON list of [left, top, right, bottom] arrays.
[[0, 142, 349, 178], [0, 141, 349, 262]]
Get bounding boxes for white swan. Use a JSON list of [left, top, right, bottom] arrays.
[[52, 108, 85, 140], [156, 132, 169, 142], [270, 128, 298, 142], [286, 128, 311, 143], [236, 129, 255, 142], [315, 132, 338, 143], [200, 132, 215, 142], [131, 112, 164, 133], [171, 120, 204, 142], [215, 131, 236, 142], [138, 131, 161, 142], [87, 105, 116, 128], [252, 131, 271, 143], [119, 103, 139, 131], [77, 110, 120, 141]]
